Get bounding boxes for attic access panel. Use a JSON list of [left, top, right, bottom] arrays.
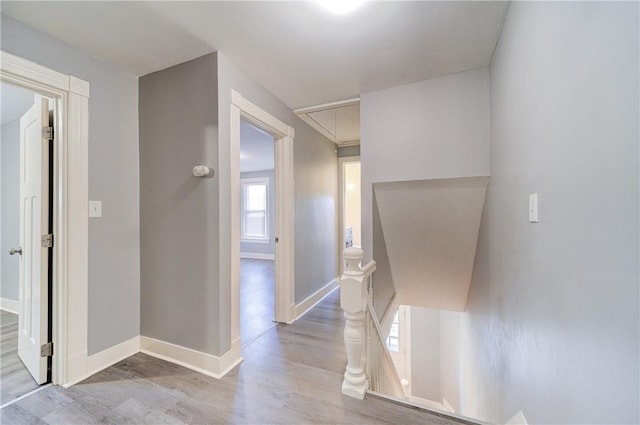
[[295, 98, 360, 147]]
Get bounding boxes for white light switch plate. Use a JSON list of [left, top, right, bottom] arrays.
[[529, 193, 538, 223], [89, 200, 102, 218]]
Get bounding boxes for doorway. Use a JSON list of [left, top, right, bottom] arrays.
[[228, 90, 295, 358], [239, 119, 276, 346], [1, 82, 54, 405], [339, 157, 361, 271]]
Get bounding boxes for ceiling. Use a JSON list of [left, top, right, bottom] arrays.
[[1, 1, 509, 111], [240, 120, 274, 173], [1, 82, 35, 126]]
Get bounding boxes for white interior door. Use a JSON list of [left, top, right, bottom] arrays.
[[17, 95, 50, 384]]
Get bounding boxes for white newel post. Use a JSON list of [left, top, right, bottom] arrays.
[[340, 247, 368, 399]]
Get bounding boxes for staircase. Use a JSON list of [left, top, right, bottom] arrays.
[[338, 177, 490, 423], [339, 247, 488, 425], [339, 247, 404, 399]]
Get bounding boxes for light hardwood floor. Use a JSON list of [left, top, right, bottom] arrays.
[[0, 310, 40, 406], [240, 258, 275, 347], [0, 291, 466, 424]]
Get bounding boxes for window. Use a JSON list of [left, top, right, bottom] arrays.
[[241, 177, 269, 243], [386, 310, 400, 353], [385, 306, 411, 393]]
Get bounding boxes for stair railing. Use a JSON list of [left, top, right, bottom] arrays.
[[365, 294, 406, 398], [340, 247, 405, 400]]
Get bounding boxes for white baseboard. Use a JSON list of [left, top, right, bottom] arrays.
[[505, 411, 528, 425], [295, 278, 339, 320], [409, 395, 444, 411], [87, 335, 140, 376], [240, 252, 275, 260], [442, 397, 456, 413], [140, 336, 243, 379], [65, 334, 242, 387], [369, 390, 490, 425], [0, 297, 19, 314]]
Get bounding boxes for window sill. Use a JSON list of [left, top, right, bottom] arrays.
[[241, 238, 271, 244]]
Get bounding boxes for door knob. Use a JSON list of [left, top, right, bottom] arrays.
[[9, 247, 22, 256]]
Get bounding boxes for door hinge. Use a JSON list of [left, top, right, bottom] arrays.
[[41, 234, 54, 248], [42, 126, 54, 141], [40, 342, 53, 357]]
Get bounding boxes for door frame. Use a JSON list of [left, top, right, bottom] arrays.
[[338, 155, 360, 274], [229, 90, 295, 350], [0, 51, 89, 387]]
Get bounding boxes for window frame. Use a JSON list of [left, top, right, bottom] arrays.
[[386, 310, 400, 353], [240, 176, 270, 243]]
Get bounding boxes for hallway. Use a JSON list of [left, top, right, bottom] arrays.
[[0, 291, 464, 424]]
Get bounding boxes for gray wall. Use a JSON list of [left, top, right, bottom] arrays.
[[338, 145, 360, 158], [217, 53, 338, 314], [240, 170, 275, 256], [140, 52, 337, 358], [371, 190, 394, 318], [1, 15, 140, 355], [475, 2, 638, 423], [139, 54, 221, 355], [1, 120, 20, 301], [361, 67, 490, 315], [362, 5, 639, 422]]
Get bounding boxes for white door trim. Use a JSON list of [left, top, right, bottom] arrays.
[[229, 90, 295, 351], [338, 156, 360, 274], [0, 51, 89, 387]]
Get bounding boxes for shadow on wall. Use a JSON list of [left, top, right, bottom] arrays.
[[371, 176, 488, 318]]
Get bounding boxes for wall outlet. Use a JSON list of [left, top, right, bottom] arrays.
[[89, 200, 102, 218]]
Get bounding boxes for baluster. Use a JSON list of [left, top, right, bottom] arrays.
[[340, 248, 368, 399], [365, 310, 371, 385]]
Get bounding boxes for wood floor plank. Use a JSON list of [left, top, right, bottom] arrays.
[[0, 402, 47, 425], [240, 258, 276, 347], [0, 310, 41, 405], [1, 290, 467, 424]]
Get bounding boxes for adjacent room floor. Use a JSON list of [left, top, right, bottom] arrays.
[[240, 258, 275, 347], [0, 291, 464, 424], [0, 310, 40, 406]]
